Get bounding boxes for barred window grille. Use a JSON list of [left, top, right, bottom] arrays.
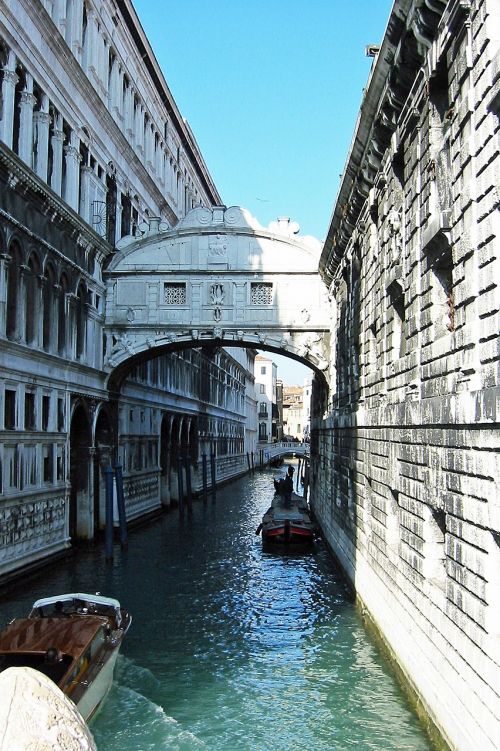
[[251, 282, 273, 305], [164, 283, 187, 305]]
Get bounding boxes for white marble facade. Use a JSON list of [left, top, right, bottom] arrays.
[[0, 0, 255, 579]]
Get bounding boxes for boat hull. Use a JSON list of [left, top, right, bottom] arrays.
[[262, 524, 314, 546], [258, 492, 314, 548], [75, 643, 120, 722]]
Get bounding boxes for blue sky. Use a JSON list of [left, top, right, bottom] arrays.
[[132, 0, 392, 382]]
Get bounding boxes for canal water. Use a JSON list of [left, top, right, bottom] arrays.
[[0, 468, 434, 751]]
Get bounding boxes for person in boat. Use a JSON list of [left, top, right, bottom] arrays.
[[45, 647, 63, 664], [282, 466, 294, 506], [52, 600, 68, 617]]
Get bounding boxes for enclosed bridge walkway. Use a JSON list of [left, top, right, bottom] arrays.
[[102, 205, 331, 390]]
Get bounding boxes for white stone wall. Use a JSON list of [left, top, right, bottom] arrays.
[[0, 0, 220, 237], [0, 1, 250, 580], [314, 1, 500, 750]]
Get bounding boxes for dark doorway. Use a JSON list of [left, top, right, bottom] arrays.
[[69, 404, 91, 539]]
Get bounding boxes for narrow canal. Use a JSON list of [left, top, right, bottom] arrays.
[[0, 468, 434, 751]]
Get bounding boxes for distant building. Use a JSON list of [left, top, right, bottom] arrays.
[[275, 378, 284, 442], [254, 354, 277, 442], [282, 386, 303, 441], [302, 376, 312, 442]]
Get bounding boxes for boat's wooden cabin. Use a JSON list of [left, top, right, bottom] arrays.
[[0, 614, 111, 700]]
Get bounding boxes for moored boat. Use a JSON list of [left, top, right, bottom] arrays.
[[0, 592, 131, 722], [256, 491, 314, 547]]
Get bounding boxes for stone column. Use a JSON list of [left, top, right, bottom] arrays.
[[124, 84, 134, 140], [62, 290, 73, 357], [157, 145, 165, 186], [36, 272, 45, 347], [33, 94, 50, 182], [86, 7, 98, 80], [99, 36, 109, 99], [79, 164, 93, 223], [115, 192, 123, 245], [50, 114, 65, 195], [53, 0, 66, 36], [134, 103, 144, 154], [177, 170, 184, 211], [71, 0, 84, 60], [63, 130, 81, 211], [0, 251, 9, 335], [18, 81, 36, 167], [18, 264, 30, 344], [145, 122, 154, 172], [1, 51, 18, 149]]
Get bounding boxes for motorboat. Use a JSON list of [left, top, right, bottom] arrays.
[[0, 592, 131, 722], [256, 491, 314, 547]]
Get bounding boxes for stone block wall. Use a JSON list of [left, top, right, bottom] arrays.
[[314, 1, 499, 749]]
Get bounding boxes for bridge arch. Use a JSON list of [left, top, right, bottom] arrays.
[[103, 206, 332, 393]]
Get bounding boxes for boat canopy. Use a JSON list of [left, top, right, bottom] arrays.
[[31, 593, 122, 625]]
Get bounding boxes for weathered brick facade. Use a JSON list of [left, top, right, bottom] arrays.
[[313, 1, 499, 749]]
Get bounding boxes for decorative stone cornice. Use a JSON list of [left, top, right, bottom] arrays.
[[319, 0, 458, 287]]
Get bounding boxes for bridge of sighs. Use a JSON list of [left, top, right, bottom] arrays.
[[103, 205, 332, 390]]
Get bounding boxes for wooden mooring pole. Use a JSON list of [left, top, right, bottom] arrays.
[[202, 453, 208, 503], [185, 455, 193, 510], [177, 456, 184, 513], [104, 466, 114, 561], [114, 464, 128, 549], [210, 452, 216, 501]]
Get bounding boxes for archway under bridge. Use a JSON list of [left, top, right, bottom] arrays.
[[103, 205, 331, 392]]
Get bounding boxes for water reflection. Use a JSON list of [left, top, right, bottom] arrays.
[[0, 469, 432, 751]]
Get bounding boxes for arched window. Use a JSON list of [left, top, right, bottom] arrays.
[[259, 422, 267, 441], [43, 263, 57, 351], [25, 253, 40, 345], [6, 242, 22, 340]]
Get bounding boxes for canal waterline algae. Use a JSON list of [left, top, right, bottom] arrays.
[[0, 471, 435, 750]]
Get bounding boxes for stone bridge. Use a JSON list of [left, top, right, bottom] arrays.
[[103, 206, 331, 390], [258, 441, 310, 462]]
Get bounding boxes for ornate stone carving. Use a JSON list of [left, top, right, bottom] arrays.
[[209, 235, 227, 258], [105, 334, 135, 366], [279, 334, 291, 350], [386, 208, 402, 266], [296, 332, 329, 370], [210, 283, 225, 305], [0, 667, 97, 750]]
